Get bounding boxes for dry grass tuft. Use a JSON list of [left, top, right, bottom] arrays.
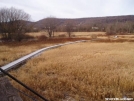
[[10, 42, 134, 101]]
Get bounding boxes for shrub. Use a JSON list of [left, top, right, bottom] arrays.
[[106, 31, 116, 35], [37, 35, 48, 40], [58, 34, 66, 37], [105, 25, 116, 35], [91, 34, 97, 39], [71, 34, 75, 37], [22, 34, 34, 40]]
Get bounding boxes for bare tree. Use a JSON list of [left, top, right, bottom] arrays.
[[132, 24, 134, 33], [0, 7, 30, 41], [106, 24, 116, 35], [125, 21, 133, 33], [65, 20, 74, 37], [44, 17, 57, 38], [0, 8, 9, 39]]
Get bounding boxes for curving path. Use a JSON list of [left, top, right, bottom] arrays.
[[0, 40, 86, 74]]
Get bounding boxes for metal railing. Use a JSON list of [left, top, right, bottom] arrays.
[[0, 68, 49, 101]]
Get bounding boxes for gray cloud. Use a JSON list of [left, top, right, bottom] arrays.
[[0, 0, 134, 21]]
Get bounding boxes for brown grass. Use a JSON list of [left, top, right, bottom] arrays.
[[0, 38, 89, 66], [9, 41, 134, 101], [26, 32, 106, 38], [26, 32, 134, 41], [0, 42, 51, 67], [26, 32, 68, 38]]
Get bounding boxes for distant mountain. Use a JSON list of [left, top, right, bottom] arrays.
[[29, 15, 134, 30]]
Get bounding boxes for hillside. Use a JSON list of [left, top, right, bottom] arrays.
[[32, 15, 134, 30]]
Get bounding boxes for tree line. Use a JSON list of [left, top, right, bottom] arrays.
[[0, 7, 134, 42], [39, 17, 134, 37]]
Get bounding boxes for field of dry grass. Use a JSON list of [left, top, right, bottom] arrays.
[[0, 43, 50, 67], [26, 32, 106, 38], [9, 41, 134, 101], [27, 32, 134, 41], [0, 38, 88, 67]]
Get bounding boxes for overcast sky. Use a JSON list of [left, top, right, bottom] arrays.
[[0, 0, 134, 21]]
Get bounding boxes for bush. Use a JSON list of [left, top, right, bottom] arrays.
[[37, 35, 48, 40], [106, 25, 116, 35], [71, 34, 75, 37], [22, 34, 34, 39], [0, 34, 34, 42], [106, 31, 116, 35], [58, 34, 66, 37], [91, 34, 97, 39]]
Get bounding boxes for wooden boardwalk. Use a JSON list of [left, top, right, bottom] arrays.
[[0, 77, 23, 101]]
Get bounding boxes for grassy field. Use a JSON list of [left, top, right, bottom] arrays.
[[0, 32, 106, 67], [27, 31, 134, 41], [1, 33, 134, 67], [9, 41, 134, 101], [0, 38, 88, 67], [26, 32, 106, 38], [1, 32, 134, 101], [0, 43, 51, 67]]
